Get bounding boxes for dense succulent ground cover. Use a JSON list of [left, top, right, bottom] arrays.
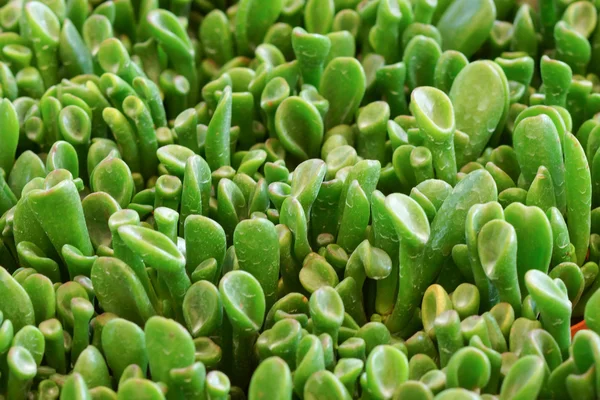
[[2, 0, 600, 398]]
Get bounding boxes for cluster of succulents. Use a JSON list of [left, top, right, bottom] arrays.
[[2, 0, 600, 398]]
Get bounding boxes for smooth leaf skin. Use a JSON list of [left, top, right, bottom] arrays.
[[16, 240, 60, 283], [368, 1, 402, 63], [248, 356, 293, 400], [377, 63, 408, 117], [386, 169, 497, 335], [90, 156, 134, 209], [434, 310, 463, 367], [60, 372, 91, 400], [0, 171, 16, 218], [446, 346, 491, 391], [101, 318, 148, 381], [310, 287, 344, 344], [4, 343, 35, 398], [58, 104, 91, 179], [38, 318, 67, 374], [72, 345, 111, 389], [521, 329, 563, 374], [264, 292, 309, 330], [145, 316, 195, 385], [499, 355, 545, 400], [450, 61, 508, 167], [0, 98, 19, 176], [478, 220, 521, 316], [275, 96, 323, 161], [172, 109, 199, 155], [168, 361, 207, 399], [319, 57, 366, 129], [9, 151, 47, 201], [411, 86, 457, 185], [421, 284, 453, 338], [108, 210, 157, 307], [337, 180, 370, 253], [117, 224, 186, 271], [122, 95, 159, 180], [235, 0, 284, 55], [280, 196, 313, 262], [200, 10, 235, 66], [564, 131, 591, 265], [393, 381, 434, 400], [146, 9, 197, 105], [549, 262, 584, 306], [372, 190, 401, 315], [11, 326, 44, 369], [81, 192, 121, 251], [256, 319, 303, 368], [262, 77, 291, 136], [436, 0, 495, 58], [565, 365, 596, 400], [334, 357, 364, 394], [511, 5, 538, 60], [117, 378, 164, 399], [383, 192, 429, 334], [205, 86, 232, 171], [337, 160, 381, 218], [555, 21, 591, 75], [185, 215, 227, 277], [343, 239, 392, 297], [547, 207, 572, 267], [290, 159, 327, 219], [291, 28, 331, 88], [91, 257, 156, 326], [512, 106, 568, 152], [217, 178, 248, 243], [408, 353, 437, 381], [181, 154, 212, 224], [584, 287, 600, 335], [525, 270, 572, 358], [38, 380, 60, 400], [304, 370, 350, 400], [5, 0, 600, 396], [385, 193, 431, 250], [356, 322, 392, 356], [465, 201, 504, 310], [365, 345, 408, 398], [294, 334, 325, 397], [357, 101, 390, 164], [183, 280, 223, 338], [24, 2, 60, 87], [525, 166, 556, 211], [304, 0, 334, 34], [29, 176, 96, 261], [0, 267, 35, 331], [87, 139, 120, 180], [509, 317, 543, 356], [71, 297, 94, 365], [59, 19, 93, 77], [21, 273, 56, 325], [118, 225, 189, 316], [219, 270, 266, 333], [434, 50, 469, 94], [513, 114, 566, 213], [205, 370, 231, 400], [504, 203, 553, 297], [433, 388, 480, 400], [570, 330, 600, 384], [541, 56, 572, 108], [404, 36, 442, 91], [562, 1, 597, 39]]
